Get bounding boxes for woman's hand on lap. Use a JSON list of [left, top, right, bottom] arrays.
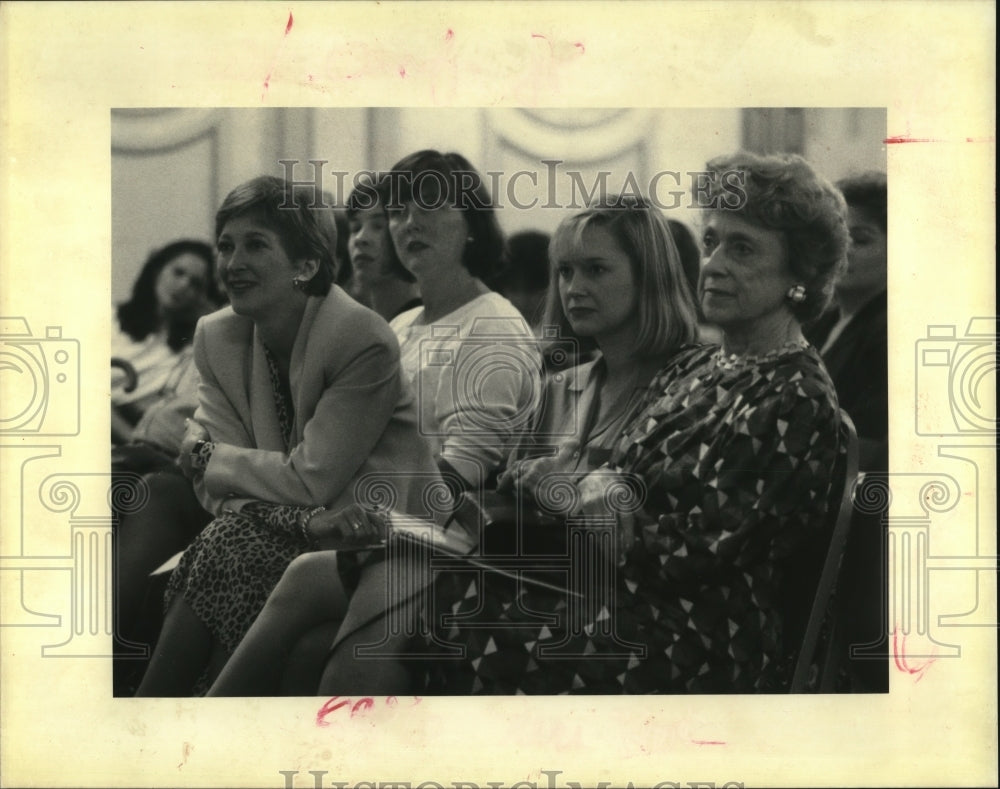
[[497, 440, 581, 500], [308, 504, 388, 550]]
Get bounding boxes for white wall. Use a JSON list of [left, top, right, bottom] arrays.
[[111, 107, 886, 302]]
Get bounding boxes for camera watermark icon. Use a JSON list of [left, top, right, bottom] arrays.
[[416, 316, 545, 439], [0, 317, 80, 436], [915, 317, 997, 436], [840, 316, 999, 679]]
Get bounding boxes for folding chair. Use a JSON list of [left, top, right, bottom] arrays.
[[788, 409, 860, 692]]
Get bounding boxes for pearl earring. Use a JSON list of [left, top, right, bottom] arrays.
[[786, 284, 807, 303]]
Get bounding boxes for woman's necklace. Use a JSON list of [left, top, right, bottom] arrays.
[[713, 338, 810, 371]]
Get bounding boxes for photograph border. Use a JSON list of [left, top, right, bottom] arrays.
[[1, 3, 996, 788]]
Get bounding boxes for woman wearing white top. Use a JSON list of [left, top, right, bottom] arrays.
[[384, 149, 540, 490], [111, 240, 225, 444], [206, 151, 538, 695]]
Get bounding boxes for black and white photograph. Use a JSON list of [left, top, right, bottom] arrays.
[[1, 3, 995, 789], [108, 107, 890, 701]]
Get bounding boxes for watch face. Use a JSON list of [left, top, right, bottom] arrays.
[[190, 439, 212, 471]]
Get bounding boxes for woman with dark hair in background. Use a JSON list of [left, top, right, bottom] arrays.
[[384, 149, 540, 491], [206, 150, 540, 696], [345, 178, 422, 321], [112, 239, 224, 444], [134, 175, 441, 696], [668, 217, 723, 345], [806, 171, 887, 469], [805, 170, 889, 691], [495, 229, 551, 332], [112, 240, 226, 692]]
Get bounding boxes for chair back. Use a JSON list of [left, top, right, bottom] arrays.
[[787, 409, 860, 692], [111, 356, 139, 393]]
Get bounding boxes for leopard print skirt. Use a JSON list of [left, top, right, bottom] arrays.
[[164, 508, 310, 655]]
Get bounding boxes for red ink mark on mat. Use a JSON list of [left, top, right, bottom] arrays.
[[885, 134, 995, 144], [892, 626, 936, 682], [399, 66, 406, 78], [315, 696, 422, 726], [177, 742, 193, 769], [884, 135, 940, 144], [261, 11, 295, 100], [315, 696, 350, 727], [574, 42, 585, 53], [531, 33, 553, 55], [445, 28, 454, 41], [691, 740, 726, 746]]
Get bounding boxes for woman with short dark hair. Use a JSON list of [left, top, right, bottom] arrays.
[[345, 179, 422, 321], [804, 170, 889, 691], [205, 153, 541, 697], [382, 149, 539, 490], [807, 170, 888, 461], [135, 175, 441, 696]]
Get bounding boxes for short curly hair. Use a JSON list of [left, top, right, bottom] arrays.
[[701, 151, 849, 323]]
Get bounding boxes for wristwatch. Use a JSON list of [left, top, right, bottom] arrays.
[[189, 439, 215, 472]]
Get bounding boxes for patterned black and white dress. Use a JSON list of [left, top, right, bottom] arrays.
[[417, 343, 843, 694]]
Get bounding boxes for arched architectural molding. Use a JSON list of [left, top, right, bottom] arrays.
[[111, 108, 222, 153], [486, 108, 655, 163]]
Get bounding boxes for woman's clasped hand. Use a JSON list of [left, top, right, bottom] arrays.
[[304, 505, 388, 551]]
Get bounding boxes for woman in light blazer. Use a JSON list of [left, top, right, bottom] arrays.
[[136, 175, 442, 696], [206, 193, 701, 696]]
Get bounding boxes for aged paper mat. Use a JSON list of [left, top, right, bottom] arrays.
[[1, 2, 995, 788]]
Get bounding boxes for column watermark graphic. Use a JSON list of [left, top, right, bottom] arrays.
[[0, 317, 145, 657], [0, 312, 996, 685]]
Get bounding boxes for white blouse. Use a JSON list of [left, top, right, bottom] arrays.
[[390, 292, 541, 488]]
